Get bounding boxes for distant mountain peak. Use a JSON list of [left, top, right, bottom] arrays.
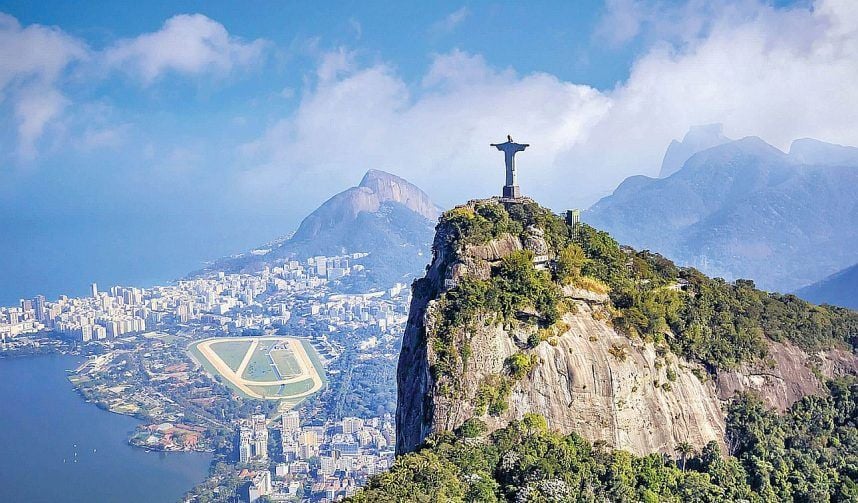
[[658, 123, 731, 178], [727, 135, 789, 157], [357, 169, 440, 220], [359, 168, 403, 187], [293, 169, 439, 243], [789, 138, 858, 166], [796, 263, 858, 310], [587, 134, 858, 292], [206, 169, 439, 289]]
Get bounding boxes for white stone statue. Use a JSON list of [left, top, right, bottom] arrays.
[[491, 134, 529, 198]]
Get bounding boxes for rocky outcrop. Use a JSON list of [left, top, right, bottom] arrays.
[[396, 199, 858, 457], [423, 301, 728, 456], [357, 170, 440, 221], [716, 341, 858, 412], [398, 263, 728, 456]]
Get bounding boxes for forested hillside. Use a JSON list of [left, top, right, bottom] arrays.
[[384, 198, 858, 502], [352, 379, 858, 502]]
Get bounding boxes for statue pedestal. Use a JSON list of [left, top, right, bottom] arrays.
[[502, 185, 520, 199]]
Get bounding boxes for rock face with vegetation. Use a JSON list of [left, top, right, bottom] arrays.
[[396, 198, 858, 459], [355, 380, 858, 502]]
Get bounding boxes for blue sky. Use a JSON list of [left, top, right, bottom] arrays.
[[0, 0, 855, 301], [6, 1, 627, 86]]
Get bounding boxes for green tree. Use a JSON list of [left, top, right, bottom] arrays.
[[676, 441, 694, 472]]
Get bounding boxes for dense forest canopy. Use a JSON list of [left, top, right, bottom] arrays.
[[351, 379, 858, 503]]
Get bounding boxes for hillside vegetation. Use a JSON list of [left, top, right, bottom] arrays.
[[352, 379, 858, 502], [387, 198, 858, 501], [428, 199, 857, 376]]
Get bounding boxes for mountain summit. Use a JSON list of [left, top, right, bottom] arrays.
[[207, 169, 440, 289], [395, 198, 858, 456], [658, 124, 731, 178], [291, 169, 440, 244], [789, 137, 858, 166]]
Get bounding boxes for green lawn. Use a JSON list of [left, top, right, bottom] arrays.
[[208, 340, 252, 372], [240, 345, 278, 381], [270, 349, 302, 378]]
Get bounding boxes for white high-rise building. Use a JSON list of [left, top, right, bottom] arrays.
[[282, 411, 300, 433], [252, 414, 268, 461], [247, 471, 272, 502], [238, 415, 269, 463], [91, 283, 98, 299], [342, 417, 364, 435], [239, 427, 253, 463]]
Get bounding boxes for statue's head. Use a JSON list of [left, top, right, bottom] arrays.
[[507, 134, 512, 142]]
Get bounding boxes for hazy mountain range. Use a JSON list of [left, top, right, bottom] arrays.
[[658, 123, 731, 178], [204, 127, 857, 302], [796, 263, 858, 310], [586, 130, 858, 293]]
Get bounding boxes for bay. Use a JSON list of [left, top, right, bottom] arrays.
[[0, 354, 212, 503]]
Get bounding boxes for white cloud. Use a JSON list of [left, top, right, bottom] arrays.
[[558, 0, 858, 203], [595, 0, 751, 48], [239, 0, 858, 213], [596, 0, 647, 46], [237, 49, 610, 213], [348, 18, 363, 40], [430, 7, 470, 35], [0, 12, 268, 159], [79, 124, 130, 151], [103, 14, 268, 84], [0, 13, 87, 159]]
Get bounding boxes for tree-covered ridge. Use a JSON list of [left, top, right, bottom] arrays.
[[575, 224, 858, 370], [431, 199, 858, 372], [350, 379, 858, 503]]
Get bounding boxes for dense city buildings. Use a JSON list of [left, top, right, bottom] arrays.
[[0, 252, 397, 347], [240, 410, 394, 502], [0, 250, 408, 502], [238, 414, 269, 463]]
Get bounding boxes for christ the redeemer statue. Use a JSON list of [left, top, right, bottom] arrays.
[[491, 134, 529, 199]]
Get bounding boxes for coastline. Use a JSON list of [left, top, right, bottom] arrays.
[[0, 353, 213, 503]]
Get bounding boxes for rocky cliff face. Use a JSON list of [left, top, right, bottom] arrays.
[[396, 198, 858, 456], [716, 340, 858, 412]]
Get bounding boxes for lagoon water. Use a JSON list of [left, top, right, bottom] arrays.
[[0, 354, 212, 503]]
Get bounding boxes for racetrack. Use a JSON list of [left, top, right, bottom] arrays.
[[190, 337, 324, 400]]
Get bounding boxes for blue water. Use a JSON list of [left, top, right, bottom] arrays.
[[0, 215, 287, 306], [0, 354, 213, 503]]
